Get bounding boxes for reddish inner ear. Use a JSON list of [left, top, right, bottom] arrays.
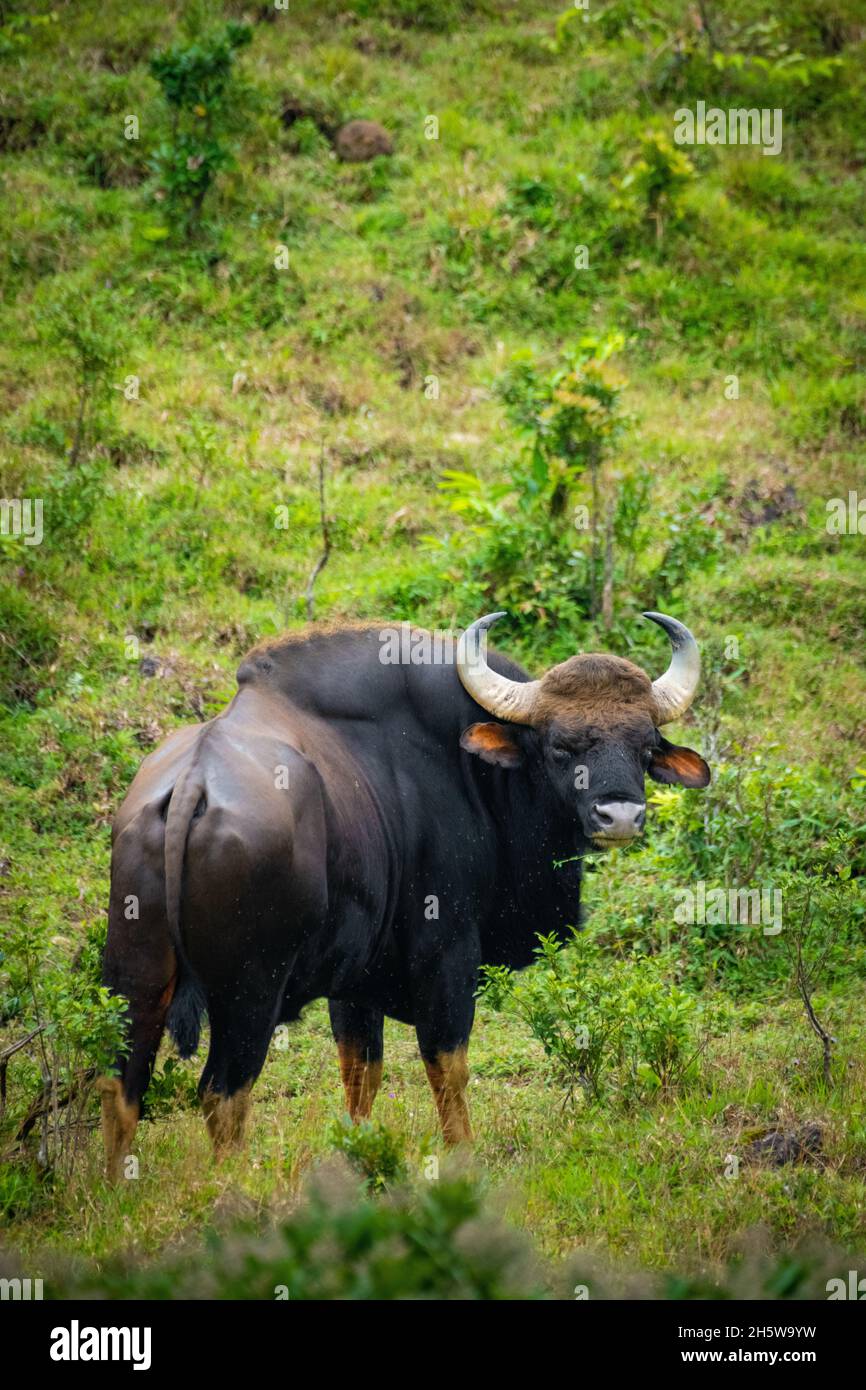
[[460, 722, 523, 768], [649, 741, 711, 788]]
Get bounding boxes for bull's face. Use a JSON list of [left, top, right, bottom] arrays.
[[541, 714, 709, 847], [458, 612, 710, 850]]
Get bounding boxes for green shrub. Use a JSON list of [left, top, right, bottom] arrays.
[[3, 1162, 860, 1297], [421, 335, 631, 650], [620, 132, 695, 243], [149, 21, 253, 238], [651, 15, 844, 116], [329, 1115, 407, 1191], [648, 760, 866, 885], [480, 932, 702, 1102], [496, 334, 629, 512], [35, 286, 125, 472], [415, 345, 734, 654], [0, 911, 128, 1180], [590, 762, 866, 994]]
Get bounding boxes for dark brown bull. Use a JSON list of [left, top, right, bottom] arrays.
[[100, 611, 709, 1179]]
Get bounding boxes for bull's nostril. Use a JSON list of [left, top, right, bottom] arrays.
[[591, 800, 646, 839]]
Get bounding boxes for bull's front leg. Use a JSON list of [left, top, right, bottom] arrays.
[[420, 1046, 472, 1146], [328, 999, 384, 1121], [413, 950, 477, 1146]]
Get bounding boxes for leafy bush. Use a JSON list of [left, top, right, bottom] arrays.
[[590, 761, 866, 994], [149, 21, 253, 237], [480, 932, 702, 1102], [496, 333, 629, 515], [423, 336, 630, 650], [650, 14, 844, 116], [36, 287, 125, 471], [649, 760, 866, 886], [418, 342, 734, 653], [3, 1157, 860, 1297], [329, 1115, 407, 1191], [0, 912, 127, 1179], [620, 132, 695, 242]]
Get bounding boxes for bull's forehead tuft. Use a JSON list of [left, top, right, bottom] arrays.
[[536, 653, 656, 724]]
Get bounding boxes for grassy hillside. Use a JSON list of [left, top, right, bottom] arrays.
[[1, 0, 865, 1296]]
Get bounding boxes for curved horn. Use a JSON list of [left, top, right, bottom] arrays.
[[457, 612, 541, 724], [642, 611, 701, 724]]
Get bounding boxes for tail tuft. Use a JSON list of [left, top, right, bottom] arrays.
[[166, 969, 207, 1058]]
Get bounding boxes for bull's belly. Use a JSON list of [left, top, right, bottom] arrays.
[[279, 982, 416, 1028]]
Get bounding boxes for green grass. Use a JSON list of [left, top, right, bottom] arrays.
[[6, 994, 866, 1280], [1, 0, 865, 1294]]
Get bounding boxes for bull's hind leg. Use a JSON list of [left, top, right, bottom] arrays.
[[183, 758, 329, 1163], [201, 1081, 253, 1157], [197, 982, 283, 1161], [328, 1000, 384, 1121], [101, 829, 177, 1183]]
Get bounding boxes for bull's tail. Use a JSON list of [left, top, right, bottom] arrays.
[[166, 971, 207, 1059], [163, 765, 207, 1058], [164, 764, 204, 943]]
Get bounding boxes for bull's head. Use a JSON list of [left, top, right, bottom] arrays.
[[457, 611, 710, 849]]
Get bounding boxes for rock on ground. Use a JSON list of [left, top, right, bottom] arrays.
[[334, 119, 393, 162]]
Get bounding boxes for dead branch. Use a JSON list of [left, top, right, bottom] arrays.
[[304, 442, 331, 621], [15, 1066, 96, 1143], [785, 889, 837, 1089], [797, 968, 833, 1089]]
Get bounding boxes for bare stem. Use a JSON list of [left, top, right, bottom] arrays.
[[304, 441, 331, 622]]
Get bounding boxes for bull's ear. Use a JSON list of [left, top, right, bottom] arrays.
[[648, 735, 710, 788], [460, 722, 523, 768]]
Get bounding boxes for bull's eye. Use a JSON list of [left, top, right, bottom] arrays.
[[551, 744, 571, 763]]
